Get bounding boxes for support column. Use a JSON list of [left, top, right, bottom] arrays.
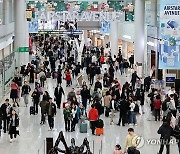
[[110, 21, 118, 57], [134, 0, 145, 77], [15, 0, 29, 67], [151, 0, 157, 26], [3, 0, 9, 24], [122, 40, 128, 59], [83, 30, 88, 46]]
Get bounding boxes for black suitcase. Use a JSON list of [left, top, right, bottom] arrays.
[[30, 106, 35, 115], [96, 119, 104, 128]]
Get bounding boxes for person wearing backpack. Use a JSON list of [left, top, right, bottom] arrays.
[[154, 95, 162, 121], [157, 117, 173, 154], [162, 96, 170, 117]]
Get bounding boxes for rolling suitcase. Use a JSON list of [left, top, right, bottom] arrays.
[[96, 119, 104, 128], [30, 106, 35, 115], [80, 122, 87, 133], [95, 128, 104, 136]]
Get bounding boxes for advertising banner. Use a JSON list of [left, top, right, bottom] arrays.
[[158, 0, 180, 69]]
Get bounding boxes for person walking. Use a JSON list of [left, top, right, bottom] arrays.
[[123, 60, 129, 77], [154, 95, 162, 121], [89, 65, 96, 85], [80, 85, 90, 111], [39, 69, 46, 88], [117, 98, 129, 126], [124, 128, 137, 153], [10, 80, 19, 103], [63, 104, 72, 132], [29, 66, 35, 83], [109, 64, 115, 83], [39, 98, 48, 125], [88, 104, 99, 135], [65, 69, 72, 87], [129, 55, 134, 69], [104, 91, 112, 117], [1, 99, 11, 133], [129, 97, 137, 126], [169, 94, 177, 118], [21, 81, 31, 107], [46, 97, 56, 131], [31, 88, 40, 114], [131, 71, 140, 91], [12, 102, 20, 116], [54, 84, 64, 109], [157, 117, 173, 154], [9, 109, 19, 143], [71, 104, 78, 132], [119, 61, 124, 75], [110, 94, 117, 125]]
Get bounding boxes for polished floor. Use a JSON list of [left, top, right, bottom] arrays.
[[0, 69, 178, 154]]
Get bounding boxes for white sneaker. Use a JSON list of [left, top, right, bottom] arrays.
[[129, 123, 133, 126], [10, 139, 13, 143], [134, 124, 138, 126], [48, 128, 52, 131]]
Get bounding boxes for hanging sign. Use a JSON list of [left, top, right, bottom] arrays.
[[38, 11, 123, 22]]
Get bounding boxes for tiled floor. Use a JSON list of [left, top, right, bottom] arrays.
[[0, 69, 178, 154]]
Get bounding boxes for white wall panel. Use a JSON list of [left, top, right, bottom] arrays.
[[117, 22, 135, 43]]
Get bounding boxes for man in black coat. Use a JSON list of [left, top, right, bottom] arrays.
[[144, 76, 151, 92], [1, 99, 11, 133], [117, 99, 129, 126], [89, 65, 96, 85], [80, 85, 90, 110], [129, 55, 134, 69], [54, 84, 64, 109], [157, 118, 173, 154], [131, 71, 140, 91], [46, 98, 57, 130], [94, 79, 102, 90]]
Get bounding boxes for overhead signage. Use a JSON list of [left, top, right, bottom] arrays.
[[158, 0, 180, 69], [38, 11, 123, 22]]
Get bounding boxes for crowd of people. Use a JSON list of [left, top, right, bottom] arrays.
[[0, 34, 179, 154]]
